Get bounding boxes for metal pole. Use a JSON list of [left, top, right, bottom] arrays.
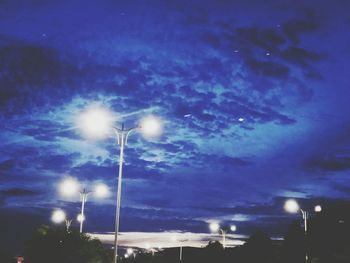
[[180, 246, 183, 262], [221, 229, 226, 249], [114, 130, 125, 263], [79, 190, 87, 233], [301, 210, 308, 263]]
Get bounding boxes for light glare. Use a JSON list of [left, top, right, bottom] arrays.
[[94, 183, 110, 198], [52, 210, 66, 224], [284, 199, 300, 213], [59, 177, 80, 197], [315, 205, 322, 212], [79, 107, 112, 139], [77, 214, 85, 222], [230, 225, 237, 232], [140, 116, 163, 138], [209, 222, 220, 232]]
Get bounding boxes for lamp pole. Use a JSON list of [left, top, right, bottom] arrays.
[[220, 229, 227, 249], [79, 188, 91, 233], [179, 239, 188, 262], [113, 124, 138, 263], [284, 200, 321, 263], [300, 209, 309, 263]]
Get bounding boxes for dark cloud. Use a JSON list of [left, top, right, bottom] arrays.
[[304, 155, 350, 172], [282, 19, 320, 43], [281, 46, 322, 66], [245, 58, 290, 78], [235, 27, 286, 52], [0, 188, 40, 197]]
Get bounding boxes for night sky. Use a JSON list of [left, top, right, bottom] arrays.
[[1, 0, 350, 253]]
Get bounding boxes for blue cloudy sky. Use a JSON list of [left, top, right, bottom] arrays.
[[1, 0, 350, 252]]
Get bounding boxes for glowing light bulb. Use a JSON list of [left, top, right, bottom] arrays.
[[52, 209, 66, 223], [209, 222, 220, 232], [78, 107, 113, 139], [284, 199, 300, 213], [59, 177, 80, 197], [140, 116, 163, 138]]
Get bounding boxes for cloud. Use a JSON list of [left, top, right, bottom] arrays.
[[282, 19, 320, 43], [245, 58, 290, 78], [304, 155, 350, 172], [281, 47, 322, 66], [0, 188, 41, 197]]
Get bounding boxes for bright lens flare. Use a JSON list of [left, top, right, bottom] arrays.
[[79, 107, 113, 139], [140, 116, 163, 138], [94, 183, 110, 198], [59, 177, 80, 197], [230, 225, 237, 232], [77, 214, 85, 222], [52, 209, 66, 223], [209, 222, 220, 232], [315, 205, 322, 212], [284, 199, 300, 213]]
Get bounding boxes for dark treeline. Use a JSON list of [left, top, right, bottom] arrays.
[[124, 210, 350, 263], [1, 209, 350, 263]]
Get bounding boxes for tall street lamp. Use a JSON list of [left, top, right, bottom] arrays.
[[79, 107, 163, 263], [59, 177, 110, 233], [209, 222, 237, 249], [284, 199, 322, 263]]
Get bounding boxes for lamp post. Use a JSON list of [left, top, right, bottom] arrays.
[[59, 178, 110, 233], [51, 209, 72, 232], [284, 199, 322, 263], [78, 108, 163, 263], [112, 124, 139, 263], [209, 223, 237, 249], [78, 188, 90, 233]]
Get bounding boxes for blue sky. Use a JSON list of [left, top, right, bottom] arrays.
[[1, 0, 350, 252]]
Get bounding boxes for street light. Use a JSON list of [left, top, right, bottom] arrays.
[[209, 222, 237, 249], [59, 177, 109, 233], [52, 209, 66, 223], [59, 177, 80, 197], [51, 209, 72, 232], [79, 107, 163, 263], [78, 106, 113, 139], [284, 199, 322, 263]]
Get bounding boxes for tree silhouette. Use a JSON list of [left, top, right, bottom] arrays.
[[282, 221, 305, 263], [241, 230, 275, 263], [24, 225, 112, 263]]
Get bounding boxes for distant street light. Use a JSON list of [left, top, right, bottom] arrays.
[[78, 107, 163, 263], [59, 177, 110, 233], [209, 222, 237, 249], [52, 209, 66, 224], [284, 199, 322, 263], [314, 205, 322, 212], [51, 209, 72, 232]]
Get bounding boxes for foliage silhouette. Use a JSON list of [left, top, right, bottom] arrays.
[[24, 225, 112, 263]]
